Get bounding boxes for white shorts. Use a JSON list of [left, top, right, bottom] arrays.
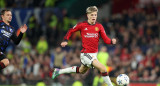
[[80, 53, 98, 68]]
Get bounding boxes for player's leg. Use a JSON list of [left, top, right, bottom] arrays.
[[52, 64, 89, 79], [92, 59, 113, 86], [51, 66, 79, 79], [79, 64, 89, 74], [0, 54, 9, 70]]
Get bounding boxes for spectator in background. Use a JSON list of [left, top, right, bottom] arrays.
[[19, 38, 31, 53], [120, 48, 130, 61], [45, 0, 56, 7], [52, 47, 65, 68], [97, 46, 111, 72], [0, 74, 8, 84], [46, 13, 58, 46], [0, 0, 6, 8], [157, 78, 160, 86], [36, 36, 48, 54], [153, 38, 160, 53], [36, 81, 46, 86], [28, 14, 41, 45], [7, 50, 14, 60]]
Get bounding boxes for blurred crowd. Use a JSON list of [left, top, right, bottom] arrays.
[[0, 0, 61, 8], [0, 0, 160, 86]]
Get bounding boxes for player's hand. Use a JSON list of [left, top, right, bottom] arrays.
[[112, 38, 116, 44], [61, 41, 68, 47], [20, 24, 27, 33]]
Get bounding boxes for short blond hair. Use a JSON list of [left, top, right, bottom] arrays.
[[86, 6, 98, 14]]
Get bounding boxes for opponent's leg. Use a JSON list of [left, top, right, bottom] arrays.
[[92, 60, 113, 86]]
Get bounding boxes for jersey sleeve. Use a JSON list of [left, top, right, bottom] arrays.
[[99, 24, 112, 44], [64, 23, 81, 41], [11, 28, 23, 45]]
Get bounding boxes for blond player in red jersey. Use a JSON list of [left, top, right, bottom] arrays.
[[52, 6, 116, 86]]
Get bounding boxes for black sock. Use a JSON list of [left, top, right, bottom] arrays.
[[101, 72, 108, 76], [0, 62, 5, 70], [76, 66, 80, 73]]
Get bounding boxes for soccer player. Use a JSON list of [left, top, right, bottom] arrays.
[[52, 6, 116, 86], [0, 9, 27, 70]]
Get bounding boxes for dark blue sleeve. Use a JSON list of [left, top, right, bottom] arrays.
[[11, 31, 23, 45]]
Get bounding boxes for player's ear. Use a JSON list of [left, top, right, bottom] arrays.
[[1, 15, 3, 19], [86, 14, 89, 18]]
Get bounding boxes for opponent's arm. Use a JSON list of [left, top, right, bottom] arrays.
[[11, 24, 27, 45]]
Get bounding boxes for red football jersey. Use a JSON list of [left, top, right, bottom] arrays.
[[64, 21, 112, 53]]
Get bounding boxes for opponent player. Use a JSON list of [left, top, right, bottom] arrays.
[[52, 6, 116, 86], [0, 9, 27, 70]]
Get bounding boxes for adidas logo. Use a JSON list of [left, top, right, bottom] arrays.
[[2, 26, 5, 28], [84, 28, 88, 30]]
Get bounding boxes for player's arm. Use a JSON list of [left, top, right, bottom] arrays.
[[61, 23, 81, 47], [99, 24, 116, 44], [11, 24, 27, 45]]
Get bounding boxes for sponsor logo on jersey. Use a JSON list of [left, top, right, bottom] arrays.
[[1, 30, 12, 38], [95, 27, 99, 31], [84, 33, 98, 38]]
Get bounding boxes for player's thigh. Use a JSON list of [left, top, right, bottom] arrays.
[[79, 64, 89, 74], [92, 59, 106, 72]]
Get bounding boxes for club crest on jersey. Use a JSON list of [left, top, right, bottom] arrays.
[[95, 27, 99, 31], [10, 29, 13, 33]]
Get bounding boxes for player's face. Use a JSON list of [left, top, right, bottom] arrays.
[[2, 11, 12, 23], [87, 12, 97, 24]]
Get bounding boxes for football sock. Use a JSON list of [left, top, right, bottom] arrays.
[[59, 66, 79, 74], [0, 62, 6, 70], [101, 72, 113, 86], [49, 69, 54, 77]]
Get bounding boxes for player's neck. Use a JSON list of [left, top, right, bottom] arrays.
[[3, 21, 10, 25], [87, 20, 95, 25]]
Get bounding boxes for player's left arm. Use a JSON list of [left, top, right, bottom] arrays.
[[11, 24, 27, 45], [99, 24, 116, 44]]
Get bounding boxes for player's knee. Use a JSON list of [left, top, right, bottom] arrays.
[[3, 59, 9, 66], [5, 61, 9, 66], [99, 65, 107, 73]]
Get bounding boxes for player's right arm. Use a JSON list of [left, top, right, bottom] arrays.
[[61, 23, 82, 47]]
